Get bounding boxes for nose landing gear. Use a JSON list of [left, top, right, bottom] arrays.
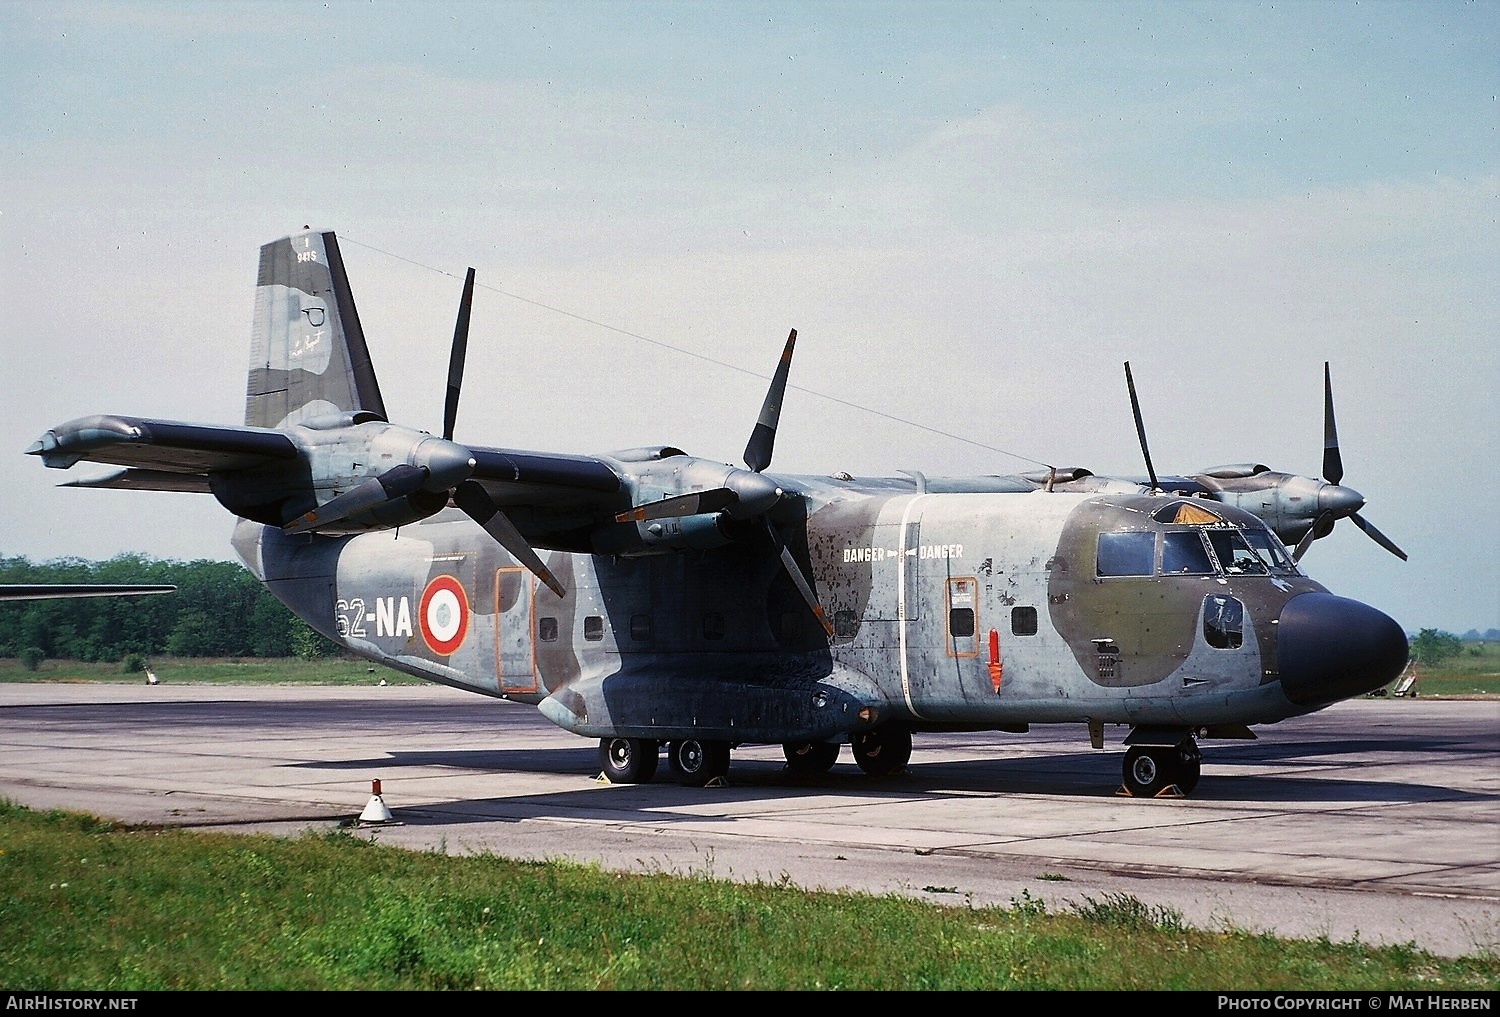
[[1120, 738, 1201, 798]]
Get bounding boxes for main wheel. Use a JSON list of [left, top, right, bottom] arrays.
[[1122, 745, 1171, 797], [851, 725, 912, 776], [1170, 739, 1202, 795], [783, 740, 840, 774], [599, 737, 659, 784], [667, 738, 731, 786]]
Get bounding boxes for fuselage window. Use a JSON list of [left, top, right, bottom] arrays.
[[1011, 605, 1038, 636], [949, 607, 975, 639], [538, 616, 559, 642], [1096, 531, 1155, 577], [702, 612, 725, 641], [1162, 531, 1214, 575], [834, 609, 859, 640], [1203, 595, 1244, 649], [583, 615, 604, 641]]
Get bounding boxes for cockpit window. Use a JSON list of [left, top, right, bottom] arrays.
[[1096, 531, 1155, 577], [1100, 501, 1302, 580], [1205, 530, 1268, 575], [1240, 526, 1300, 576], [1161, 531, 1215, 574], [1154, 501, 1223, 525]]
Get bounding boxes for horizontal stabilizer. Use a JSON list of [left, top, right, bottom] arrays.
[[60, 468, 213, 493]]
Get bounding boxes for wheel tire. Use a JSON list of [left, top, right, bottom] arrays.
[[667, 738, 731, 786], [783, 740, 840, 774], [599, 737, 659, 784], [852, 725, 912, 776], [1173, 758, 1202, 796], [1172, 740, 1202, 796], [1122, 746, 1170, 797]]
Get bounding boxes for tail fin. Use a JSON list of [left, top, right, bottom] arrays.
[[246, 229, 386, 428]]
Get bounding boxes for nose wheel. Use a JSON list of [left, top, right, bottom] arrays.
[[1121, 740, 1201, 797]]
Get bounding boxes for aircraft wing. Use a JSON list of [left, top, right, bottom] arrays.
[[0, 584, 176, 601], [468, 447, 625, 508], [27, 414, 299, 489]]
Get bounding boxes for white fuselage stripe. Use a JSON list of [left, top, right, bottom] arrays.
[[898, 494, 930, 719]]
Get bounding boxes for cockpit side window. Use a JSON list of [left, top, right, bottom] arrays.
[[1205, 530, 1268, 575], [1241, 526, 1300, 576], [1161, 531, 1214, 574], [1097, 531, 1155, 577]]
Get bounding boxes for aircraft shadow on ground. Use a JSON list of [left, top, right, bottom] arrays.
[[292, 743, 1493, 822]]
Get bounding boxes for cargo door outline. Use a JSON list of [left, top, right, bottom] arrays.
[[494, 567, 539, 694]]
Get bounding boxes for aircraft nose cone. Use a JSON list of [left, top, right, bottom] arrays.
[[1276, 592, 1408, 706], [1318, 483, 1365, 518]]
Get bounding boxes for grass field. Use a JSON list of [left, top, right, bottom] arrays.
[[1, 802, 1496, 989]]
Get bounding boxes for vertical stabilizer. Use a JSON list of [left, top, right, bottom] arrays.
[[246, 229, 386, 428]]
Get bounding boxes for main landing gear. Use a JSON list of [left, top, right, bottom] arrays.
[[597, 736, 732, 787], [1120, 738, 1202, 797], [599, 724, 917, 787]]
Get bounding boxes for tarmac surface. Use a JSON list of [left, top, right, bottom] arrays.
[[1, 681, 1497, 959]]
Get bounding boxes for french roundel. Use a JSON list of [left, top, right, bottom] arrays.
[[418, 574, 469, 657]]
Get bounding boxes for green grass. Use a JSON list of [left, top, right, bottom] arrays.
[[0, 802, 1495, 990], [1384, 641, 1500, 699], [0, 655, 425, 686]]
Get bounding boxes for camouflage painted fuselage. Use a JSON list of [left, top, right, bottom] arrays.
[[234, 471, 1394, 748]]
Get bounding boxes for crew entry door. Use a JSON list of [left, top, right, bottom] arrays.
[[494, 567, 538, 694]]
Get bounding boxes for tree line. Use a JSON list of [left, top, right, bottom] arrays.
[[0, 553, 338, 665]]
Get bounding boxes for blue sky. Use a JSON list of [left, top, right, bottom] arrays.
[[2, 0, 1496, 633]]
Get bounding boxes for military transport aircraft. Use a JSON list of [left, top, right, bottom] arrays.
[[26, 228, 1409, 797]]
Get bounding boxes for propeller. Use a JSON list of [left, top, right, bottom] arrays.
[[287, 268, 568, 597], [614, 329, 834, 639], [1123, 361, 1160, 492], [1292, 363, 1406, 563]]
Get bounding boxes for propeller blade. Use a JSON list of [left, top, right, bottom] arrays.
[[1322, 361, 1344, 486], [616, 488, 739, 523], [443, 267, 476, 442], [285, 464, 428, 533], [452, 481, 567, 598], [1351, 512, 1408, 561], [1291, 511, 1334, 562], [765, 518, 834, 640], [743, 329, 797, 474], [1124, 362, 1160, 492]]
